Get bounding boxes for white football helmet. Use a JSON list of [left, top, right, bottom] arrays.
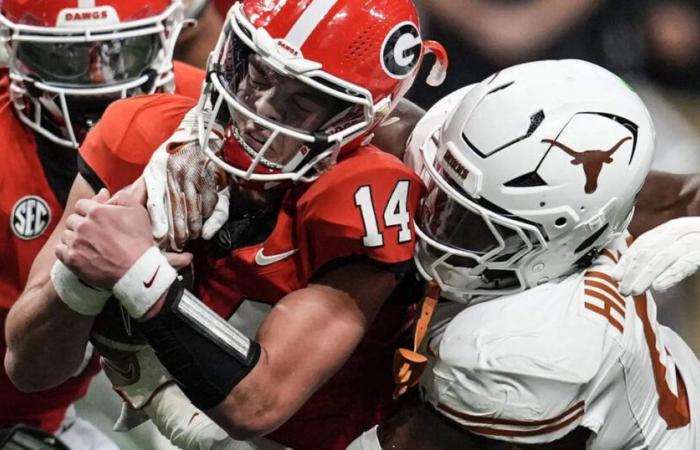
[[413, 59, 655, 303], [0, 0, 185, 148]]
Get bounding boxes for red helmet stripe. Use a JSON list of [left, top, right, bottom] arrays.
[[284, 0, 339, 47]]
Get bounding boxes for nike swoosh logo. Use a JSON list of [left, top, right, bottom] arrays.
[[143, 266, 161, 288], [255, 248, 298, 266], [102, 358, 138, 384]]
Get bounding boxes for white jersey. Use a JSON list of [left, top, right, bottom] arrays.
[[421, 238, 700, 449]]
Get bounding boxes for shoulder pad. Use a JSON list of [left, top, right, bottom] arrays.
[[296, 146, 424, 274], [79, 94, 196, 193], [173, 60, 205, 100], [425, 278, 603, 444]]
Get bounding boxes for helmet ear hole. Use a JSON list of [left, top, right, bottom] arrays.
[[554, 217, 568, 228]]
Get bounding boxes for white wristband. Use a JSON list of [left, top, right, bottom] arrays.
[[113, 247, 177, 319], [51, 261, 111, 316]]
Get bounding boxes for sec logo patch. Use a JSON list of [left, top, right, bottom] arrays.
[[381, 21, 422, 79], [11, 196, 51, 240]]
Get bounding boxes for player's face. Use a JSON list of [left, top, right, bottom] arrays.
[[230, 55, 344, 168]]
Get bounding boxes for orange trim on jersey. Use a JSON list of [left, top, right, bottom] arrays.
[[600, 249, 619, 263], [584, 279, 626, 309], [438, 400, 585, 427], [464, 409, 585, 438], [584, 270, 626, 332], [585, 289, 625, 317], [634, 293, 691, 429], [438, 401, 585, 438], [584, 302, 624, 333], [586, 270, 619, 287]]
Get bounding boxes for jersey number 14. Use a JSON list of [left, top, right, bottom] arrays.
[[354, 181, 412, 248]]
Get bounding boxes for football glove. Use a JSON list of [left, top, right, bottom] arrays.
[[613, 217, 700, 295], [145, 107, 229, 251]]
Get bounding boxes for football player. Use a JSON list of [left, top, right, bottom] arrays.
[[353, 60, 700, 449], [0, 0, 203, 447], [5, 1, 447, 449]]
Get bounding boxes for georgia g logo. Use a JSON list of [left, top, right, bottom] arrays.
[[381, 22, 422, 79], [11, 196, 51, 240]]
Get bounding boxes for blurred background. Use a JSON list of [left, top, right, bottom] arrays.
[[76, 0, 700, 448]]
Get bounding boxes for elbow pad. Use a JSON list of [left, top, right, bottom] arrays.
[[139, 277, 260, 410]]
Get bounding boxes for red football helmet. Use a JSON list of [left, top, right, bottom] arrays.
[[0, 0, 185, 148], [196, 0, 447, 183]]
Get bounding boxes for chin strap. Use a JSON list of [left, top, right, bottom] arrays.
[[392, 281, 440, 399]]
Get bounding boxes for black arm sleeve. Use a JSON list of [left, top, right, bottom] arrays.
[[77, 153, 106, 193]]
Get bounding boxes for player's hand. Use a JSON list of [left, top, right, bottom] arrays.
[[144, 107, 229, 251], [56, 186, 192, 289], [100, 346, 174, 411], [613, 217, 700, 295]]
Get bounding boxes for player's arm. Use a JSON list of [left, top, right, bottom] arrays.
[[207, 261, 397, 438], [4, 175, 100, 392], [629, 170, 700, 237], [372, 98, 426, 159], [53, 198, 399, 440]]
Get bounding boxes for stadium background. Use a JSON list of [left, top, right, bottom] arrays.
[[73, 1, 700, 448]]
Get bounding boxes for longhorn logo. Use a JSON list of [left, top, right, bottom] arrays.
[[542, 136, 632, 194]]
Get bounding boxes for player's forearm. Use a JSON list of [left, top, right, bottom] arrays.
[[206, 351, 289, 440], [4, 282, 94, 392], [208, 272, 393, 439]]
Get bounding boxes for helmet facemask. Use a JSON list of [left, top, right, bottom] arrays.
[[412, 60, 656, 303], [1, 2, 184, 148], [197, 3, 383, 184], [414, 141, 547, 302]]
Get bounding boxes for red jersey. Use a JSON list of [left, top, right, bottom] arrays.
[[79, 93, 425, 449], [213, 0, 233, 17], [0, 61, 204, 432]]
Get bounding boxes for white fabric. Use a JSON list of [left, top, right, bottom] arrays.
[[101, 347, 174, 411], [422, 236, 700, 448], [51, 260, 111, 316], [57, 406, 120, 450], [410, 61, 655, 300], [145, 384, 291, 450], [145, 107, 227, 250], [345, 425, 381, 450], [112, 247, 177, 319], [613, 217, 700, 296], [202, 187, 231, 241]]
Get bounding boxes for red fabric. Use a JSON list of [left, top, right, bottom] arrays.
[[0, 62, 202, 432], [213, 0, 234, 17], [172, 60, 205, 101]]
